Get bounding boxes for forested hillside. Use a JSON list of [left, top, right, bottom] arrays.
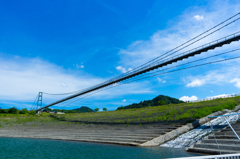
[[117, 95, 184, 110]]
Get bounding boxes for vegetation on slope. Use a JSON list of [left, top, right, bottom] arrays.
[[54, 96, 240, 124], [1, 96, 240, 126], [0, 113, 63, 128], [117, 95, 184, 110], [72, 106, 94, 112], [0, 108, 36, 115]]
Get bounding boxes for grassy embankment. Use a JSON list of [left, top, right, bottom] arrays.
[[54, 96, 240, 124], [0, 96, 240, 127], [0, 113, 68, 128]]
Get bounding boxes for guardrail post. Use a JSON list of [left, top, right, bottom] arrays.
[[223, 116, 240, 141]]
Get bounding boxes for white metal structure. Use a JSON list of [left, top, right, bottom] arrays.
[[169, 153, 240, 159]]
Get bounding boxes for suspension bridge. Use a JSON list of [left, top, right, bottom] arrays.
[[32, 12, 240, 112]]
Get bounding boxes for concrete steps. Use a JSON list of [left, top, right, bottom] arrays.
[[194, 143, 240, 151], [0, 125, 172, 146], [0, 133, 151, 145], [202, 139, 240, 145], [187, 147, 239, 155], [187, 120, 240, 155], [208, 135, 239, 139], [221, 128, 240, 131], [19, 134, 154, 141], [215, 131, 240, 135], [28, 135, 149, 143], [14, 132, 161, 137], [73, 139, 140, 146]]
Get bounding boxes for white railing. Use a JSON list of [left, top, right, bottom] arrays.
[[169, 153, 240, 159], [188, 93, 240, 103]]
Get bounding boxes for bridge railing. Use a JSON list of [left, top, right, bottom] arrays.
[[63, 31, 240, 95], [97, 31, 240, 87], [141, 31, 240, 70], [37, 31, 240, 111], [168, 153, 240, 159]]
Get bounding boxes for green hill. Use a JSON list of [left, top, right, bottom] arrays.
[[117, 95, 184, 110], [73, 106, 94, 112]]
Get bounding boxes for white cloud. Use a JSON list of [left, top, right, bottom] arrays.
[[116, 66, 132, 73], [210, 90, 213, 93], [0, 57, 103, 102], [128, 68, 133, 72], [123, 99, 126, 102], [117, 1, 240, 71], [183, 62, 240, 88], [194, 15, 204, 21], [230, 78, 240, 88], [179, 96, 198, 102], [90, 81, 153, 100], [112, 1, 240, 95], [61, 82, 68, 87], [186, 79, 205, 87], [116, 66, 126, 73], [74, 64, 84, 69], [0, 57, 153, 108], [157, 77, 166, 83]]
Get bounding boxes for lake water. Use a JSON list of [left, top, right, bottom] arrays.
[[0, 137, 202, 159]]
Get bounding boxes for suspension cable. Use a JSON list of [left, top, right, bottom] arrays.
[[42, 12, 240, 96], [56, 55, 240, 108]]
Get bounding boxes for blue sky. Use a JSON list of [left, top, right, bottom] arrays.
[[1, 0, 240, 110]]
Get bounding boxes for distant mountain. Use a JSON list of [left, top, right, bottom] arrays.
[[117, 95, 184, 110], [73, 106, 94, 112]]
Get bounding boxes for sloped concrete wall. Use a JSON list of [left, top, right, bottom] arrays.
[[140, 105, 240, 147]]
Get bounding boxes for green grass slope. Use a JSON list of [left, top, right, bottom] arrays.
[[54, 96, 240, 124], [1, 96, 239, 127]]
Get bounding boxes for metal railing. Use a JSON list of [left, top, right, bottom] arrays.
[[168, 153, 240, 159]]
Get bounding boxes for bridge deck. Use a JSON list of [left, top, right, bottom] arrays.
[[38, 32, 240, 111]]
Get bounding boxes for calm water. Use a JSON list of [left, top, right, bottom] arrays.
[[0, 137, 201, 159]]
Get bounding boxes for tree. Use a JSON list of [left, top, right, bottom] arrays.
[[20, 108, 28, 114], [28, 110, 36, 115], [103, 107, 107, 111], [0, 109, 9, 113], [118, 105, 124, 110], [94, 108, 99, 112], [43, 108, 52, 112], [8, 107, 18, 114], [158, 100, 166, 106]]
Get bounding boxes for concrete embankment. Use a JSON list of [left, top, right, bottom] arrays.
[[160, 107, 240, 149], [187, 120, 240, 154], [0, 123, 183, 146], [0, 106, 239, 147], [140, 110, 231, 146]]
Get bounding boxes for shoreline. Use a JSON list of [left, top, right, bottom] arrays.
[[0, 106, 239, 152], [0, 109, 234, 147]]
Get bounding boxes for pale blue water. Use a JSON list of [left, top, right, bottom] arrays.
[[0, 137, 201, 159]]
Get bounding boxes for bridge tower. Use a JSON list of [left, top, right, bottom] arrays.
[[36, 92, 43, 111]]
